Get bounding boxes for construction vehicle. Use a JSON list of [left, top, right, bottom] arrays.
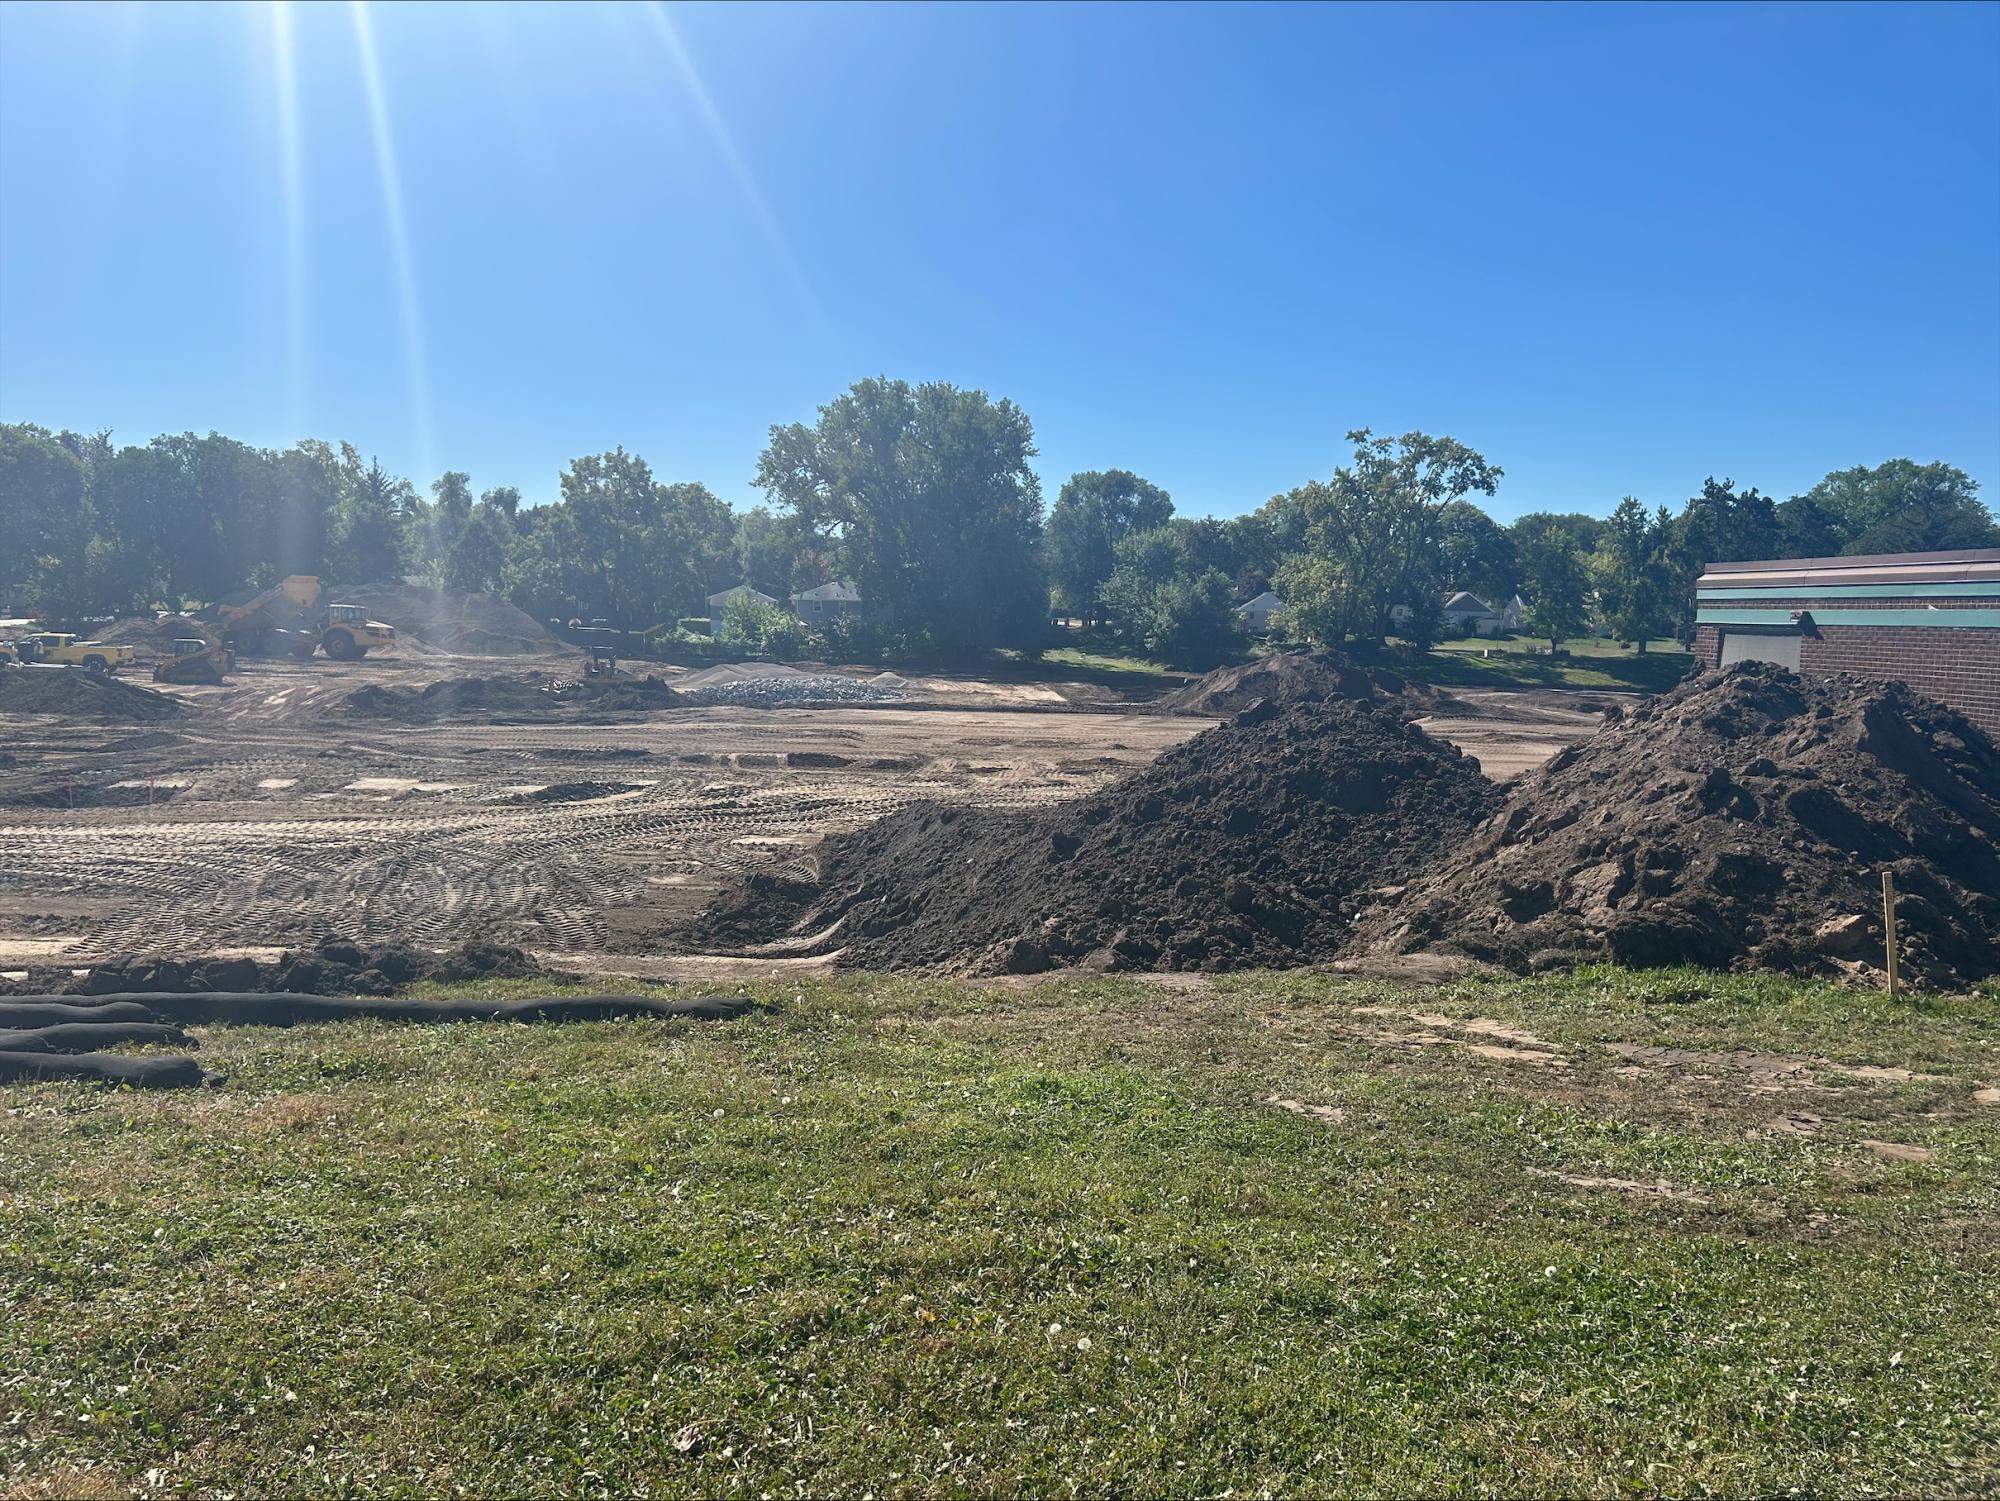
[[6, 632, 134, 672], [217, 576, 396, 661], [153, 636, 236, 686], [583, 645, 619, 679]]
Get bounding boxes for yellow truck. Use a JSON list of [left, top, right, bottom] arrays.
[[5, 632, 135, 672]]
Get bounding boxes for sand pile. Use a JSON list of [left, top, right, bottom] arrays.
[[67, 937, 561, 998], [1355, 663, 2000, 990], [344, 674, 683, 723], [0, 666, 187, 723], [330, 583, 558, 656], [93, 613, 208, 659], [1156, 648, 1447, 716], [694, 699, 1502, 973]]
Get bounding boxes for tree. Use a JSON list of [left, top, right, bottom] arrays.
[[1272, 429, 1502, 645], [1517, 527, 1592, 649], [0, 423, 90, 611], [1437, 499, 1516, 607], [733, 505, 811, 597], [1662, 478, 1778, 638], [1795, 459, 1999, 555], [756, 378, 1047, 654], [420, 470, 475, 576], [1127, 569, 1243, 669], [1592, 497, 1673, 650], [330, 456, 415, 583], [552, 450, 734, 627], [445, 504, 513, 594], [1043, 470, 1173, 622]]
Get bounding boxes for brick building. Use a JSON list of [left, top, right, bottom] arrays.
[[1693, 548, 2000, 741]]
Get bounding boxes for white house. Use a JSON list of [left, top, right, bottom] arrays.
[[791, 580, 863, 624], [1440, 591, 1503, 636], [1500, 593, 1528, 632], [706, 584, 780, 635], [1236, 591, 1284, 634]]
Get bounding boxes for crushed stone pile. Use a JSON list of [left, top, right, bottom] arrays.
[[343, 673, 683, 723], [694, 698, 1503, 973], [1354, 663, 2000, 990], [1156, 647, 1449, 716], [329, 583, 560, 656], [675, 662, 908, 708], [64, 937, 563, 998], [0, 666, 187, 723]]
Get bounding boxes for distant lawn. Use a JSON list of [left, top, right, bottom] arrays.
[[4, 969, 1995, 1497], [1401, 634, 1696, 692]]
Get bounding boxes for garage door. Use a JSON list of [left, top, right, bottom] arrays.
[[1718, 631, 1801, 670]]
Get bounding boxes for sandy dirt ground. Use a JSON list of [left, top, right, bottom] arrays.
[[0, 655, 1605, 976]]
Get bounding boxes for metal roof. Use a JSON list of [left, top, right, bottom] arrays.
[[1697, 548, 2000, 594]]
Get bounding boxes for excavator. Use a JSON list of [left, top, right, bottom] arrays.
[[217, 576, 396, 661], [153, 635, 236, 686]]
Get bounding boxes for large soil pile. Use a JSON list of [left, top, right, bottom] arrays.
[[329, 583, 559, 656], [0, 667, 187, 723], [344, 673, 683, 723], [1156, 648, 1447, 716], [695, 699, 1503, 973], [93, 614, 208, 659], [1355, 664, 2000, 990]]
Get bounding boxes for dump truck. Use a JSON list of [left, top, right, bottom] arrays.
[[5, 633, 134, 672], [218, 576, 396, 660], [153, 636, 236, 686]]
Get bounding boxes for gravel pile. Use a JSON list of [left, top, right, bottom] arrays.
[[1354, 663, 2000, 990], [675, 664, 909, 708], [693, 698, 1502, 973]]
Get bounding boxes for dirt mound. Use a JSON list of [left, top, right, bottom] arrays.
[[343, 674, 683, 723], [329, 583, 559, 656], [1157, 648, 1447, 716], [1356, 664, 2000, 990], [693, 699, 1503, 973], [93, 613, 207, 659], [0, 666, 187, 723], [70, 937, 564, 998]]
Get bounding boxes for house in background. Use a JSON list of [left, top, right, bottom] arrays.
[[1237, 590, 1284, 634], [1500, 593, 1528, 632], [791, 580, 864, 625], [705, 584, 780, 635], [1440, 591, 1503, 636]]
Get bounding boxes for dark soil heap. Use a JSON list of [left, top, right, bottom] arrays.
[[1156, 647, 1450, 716], [694, 699, 1503, 973], [63, 937, 561, 997], [344, 674, 683, 723], [1355, 663, 2000, 990], [0, 667, 187, 723], [328, 583, 559, 656]]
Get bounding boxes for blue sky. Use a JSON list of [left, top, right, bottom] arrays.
[[2, 0, 1996, 521]]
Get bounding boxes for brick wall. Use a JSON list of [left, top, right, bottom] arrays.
[[1692, 612, 2000, 742]]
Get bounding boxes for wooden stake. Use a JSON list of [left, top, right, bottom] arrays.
[[1881, 870, 1899, 1000]]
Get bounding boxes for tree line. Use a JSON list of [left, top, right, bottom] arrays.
[[4, 379, 1995, 665]]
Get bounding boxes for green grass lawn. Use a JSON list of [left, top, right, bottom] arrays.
[[1409, 634, 1696, 693], [5, 969, 1995, 1497]]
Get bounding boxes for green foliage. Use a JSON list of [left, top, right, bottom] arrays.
[[1592, 496, 1675, 649], [1797, 458, 1999, 555], [757, 378, 1047, 654], [1518, 525, 1593, 646], [0, 422, 88, 610], [719, 594, 812, 657], [1273, 429, 1502, 645], [1043, 469, 1173, 619]]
